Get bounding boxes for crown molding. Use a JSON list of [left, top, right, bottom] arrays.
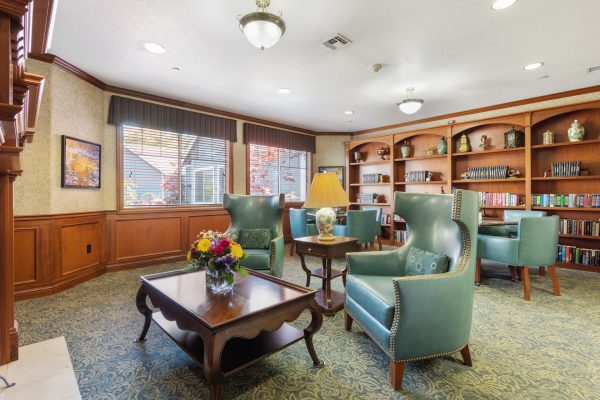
[[28, 52, 354, 137], [352, 84, 600, 136]]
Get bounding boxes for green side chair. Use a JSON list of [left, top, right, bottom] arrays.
[[477, 212, 560, 301], [223, 194, 285, 278], [289, 208, 318, 256], [333, 209, 379, 249], [344, 190, 479, 390], [362, 205, 383, 250]]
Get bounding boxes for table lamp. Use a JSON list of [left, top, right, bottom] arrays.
[[303, 172, 350, 241]]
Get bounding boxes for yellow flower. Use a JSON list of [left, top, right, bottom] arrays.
[[186, 251, 192, 261], [197, 238, 210, 252], [231, 244, 243, 258]]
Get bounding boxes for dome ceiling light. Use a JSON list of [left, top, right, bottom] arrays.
[[239, 0, 286, 50], [397, 87, 424, 115]]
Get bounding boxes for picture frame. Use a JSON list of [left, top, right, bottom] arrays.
[[318, 166, 345, 188], [61, 135, 102, 189]]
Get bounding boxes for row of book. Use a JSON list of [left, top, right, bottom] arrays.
[[551, 161, 580, 177], [531, 194, 600, 208], [557, 245, 600, 266], [559, 219, 600, 237], [394, 230, 409, 243], [380, 213, 392, 225], [478, 192, 525, 207]]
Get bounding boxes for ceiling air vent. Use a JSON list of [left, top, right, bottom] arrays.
[[322, 33, 352, 50], [588, 65, 600, 74]]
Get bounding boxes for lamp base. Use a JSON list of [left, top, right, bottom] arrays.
[[315, 207, 337, 241]]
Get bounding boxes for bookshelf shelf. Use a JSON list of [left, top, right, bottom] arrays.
[[531, 138, 600, 150], [531, 206, 600, 212], [559, 234, 600, 240], [395, 181, 447, 185], [451, 147, 525, 157], [531, 175, 600, 181], [555, 261, 599, 272], [452, 178, 525, 183], [349, 160, 390, 166], [349, 183, 390, 187], [394, 154, 447, 162]]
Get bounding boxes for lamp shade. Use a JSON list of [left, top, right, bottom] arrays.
[[303, 172, 350, 208]]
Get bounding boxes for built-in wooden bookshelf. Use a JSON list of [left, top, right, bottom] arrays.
[[345, 101, 600, 273]]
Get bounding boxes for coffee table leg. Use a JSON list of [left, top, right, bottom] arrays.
[[203, 333, 226, 400], [304, 298, 325, 368], [134, 286, 152, 343]]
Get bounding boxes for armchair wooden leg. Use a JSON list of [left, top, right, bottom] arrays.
[[290, 241, 295, 257], [390, 360, 405, 390], [344, 310, 353, 331], [460, 344, 472, 367], [538, 267, 546, 276], [475, 258, 481, 286], [377, 235, 382, 251], [522, 267, 531, 301], [548, 265, 561, 296], [509, 266, 517, 281]]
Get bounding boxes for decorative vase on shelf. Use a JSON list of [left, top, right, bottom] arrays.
[[437, 136, 447, 155], [400, 140, 411, 158], [567, 120, 585, 142], [542, 130, 554, 145], [458, 134, 471, 153]]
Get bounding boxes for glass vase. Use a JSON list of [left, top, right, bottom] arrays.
[[206, 268, 233, 293]]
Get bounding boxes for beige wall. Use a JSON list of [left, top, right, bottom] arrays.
[[14, 61, 338, 215]]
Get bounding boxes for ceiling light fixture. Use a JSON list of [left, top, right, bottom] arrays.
[[344, 111, 354, 115], [491, 0, 518, 10], [143, 42, 165, 54], [524, 62, 544, 71], [397, 87, 424, 115], [277, 88, 291, 94], [239, 0, 286, 50]]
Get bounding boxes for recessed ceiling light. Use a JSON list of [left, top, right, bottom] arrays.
[[277, 88, 291, 94], [539, 75, 550, 79], [491, 0, 517, 10], [524, 62, 544, 71], [171, 67, 180, 71], [344, 110, 354, 115], [143, 42, 165, 54]]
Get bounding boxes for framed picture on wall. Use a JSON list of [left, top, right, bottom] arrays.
[[61, 135, 102, 189], [318, 166, 345, 188]]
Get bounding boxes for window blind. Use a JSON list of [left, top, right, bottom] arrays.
[[122, 125, 228, 207], [248, 143, 310, 202]]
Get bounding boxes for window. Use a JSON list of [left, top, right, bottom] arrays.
[[121, 125, 229, 208], [248, 143, 311, 201]]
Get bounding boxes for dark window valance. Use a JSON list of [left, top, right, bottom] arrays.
[[243, 123, 315, 153], [107, 95, 237, 142]]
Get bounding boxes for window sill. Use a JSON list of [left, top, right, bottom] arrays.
[[116, 205, 226, 215]]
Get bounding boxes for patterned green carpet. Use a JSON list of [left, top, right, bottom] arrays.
[[15, 245, 600, 399]]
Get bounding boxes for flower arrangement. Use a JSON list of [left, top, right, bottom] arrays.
[[187, 230, 248, 290]]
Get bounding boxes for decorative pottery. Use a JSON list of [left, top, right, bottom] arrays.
[[353, 151, 363, 163], [504, 126, 525, 149], [376, 146, 390, 160], [567, 120, 585, 142], [542, 130, 555, 145], [507, 169, 521, 178], [315, 207, 337, 240], [458, 134, 471, 153], [479, 135, 488, 150], [206, 268, 234, 293], [437, 136, 448, 155], [460, 171, 470, 180], [400, 140, 410, 158]]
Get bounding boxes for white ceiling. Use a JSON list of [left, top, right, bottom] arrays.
[[49, 0, 600, 132]]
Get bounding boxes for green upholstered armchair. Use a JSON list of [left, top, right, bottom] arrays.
[[477, 213, 560, 300], [333, 210, 379, 249], [289, 208, 318, 255], [362, 206, 383, 250], [223, 194, 285, 278], [344, 190, 479, 390]]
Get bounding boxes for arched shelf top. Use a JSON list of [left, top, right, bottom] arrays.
[[346, 135, 393, 151], [393, 126, 447, 144], [531, 101, 600, 126], [451, 118, 525, 137]]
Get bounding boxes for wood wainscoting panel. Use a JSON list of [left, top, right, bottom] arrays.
[[13, 228, 38, 284], [188, 213, 230, 244], [114, 217, 182, 261], [61, 222, 101, 276]]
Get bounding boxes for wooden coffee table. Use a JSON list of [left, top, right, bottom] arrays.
[[294, 236, 359, 316], [135, 269, 324, 400]]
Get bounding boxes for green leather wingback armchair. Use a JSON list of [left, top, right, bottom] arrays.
[[344, 190, 479, 390], [477, 213, 560, 300], [333, 210, 379, 249], [223, 194, 285, 278]]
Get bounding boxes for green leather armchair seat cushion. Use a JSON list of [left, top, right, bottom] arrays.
[[346, 275, 396, 328], [477, 235, 519, 265], [345, 296, 391, 350], [238, 229, 272, 250], [240, 249, 270, 270], [405, 247, 449, 276]]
